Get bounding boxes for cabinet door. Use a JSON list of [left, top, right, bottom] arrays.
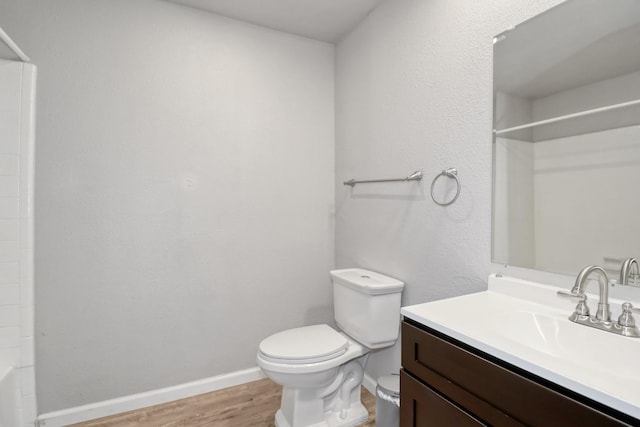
[[402, 320, 634, 427], [400, 371, 486, 427]]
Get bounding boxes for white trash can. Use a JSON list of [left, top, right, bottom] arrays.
[[376, 374, 400, 427]]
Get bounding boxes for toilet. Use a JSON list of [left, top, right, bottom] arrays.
[[257, 268, 404, 427]]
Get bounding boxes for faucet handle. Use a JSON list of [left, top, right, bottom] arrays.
[[622, 302, 640, 312], [557, 291, 589, 316], [618, 302, 640, 327]]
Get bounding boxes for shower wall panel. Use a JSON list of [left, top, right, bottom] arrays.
[[0, 58, 36, 427]]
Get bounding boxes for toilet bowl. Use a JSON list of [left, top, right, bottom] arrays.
[[257, 269, 404, 427], [258, 325, 370, 427]]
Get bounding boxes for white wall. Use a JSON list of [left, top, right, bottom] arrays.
[[534, 126, 640, 274], [532, 70, 640, 141], [493, 137, 535, 267], [495, 126, 640, 281], [0, 59, 36, 427], [531, 70, 640, 275], [495, 91, 533, 142], [335, 0, 564, 383], [0, 0, 335, 413], [495, 69, 640, 277]]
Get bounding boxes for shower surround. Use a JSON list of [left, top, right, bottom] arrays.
[[0, 58, 36, 427]]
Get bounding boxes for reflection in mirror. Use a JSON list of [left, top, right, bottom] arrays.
[[492, 0, 640, 278]]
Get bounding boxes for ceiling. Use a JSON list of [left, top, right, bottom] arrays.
[[495, 0, 640, 98], [167, 0, 385, 43]]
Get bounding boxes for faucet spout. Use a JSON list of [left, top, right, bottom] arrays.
[[619, 258, 639, 286], [571, 265, 611, 321]]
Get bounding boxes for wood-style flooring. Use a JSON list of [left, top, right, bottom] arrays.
[[71, 378, 376, 426]]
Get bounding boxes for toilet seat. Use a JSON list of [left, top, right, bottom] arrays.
[[259, 324, 349, 364]]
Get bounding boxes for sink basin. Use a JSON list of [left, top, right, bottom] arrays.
[[401, 274, 640, 419], [492, 310, 640, 380], [494, 310, 582, 357]]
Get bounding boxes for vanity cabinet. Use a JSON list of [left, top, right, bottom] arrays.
[[400, 319, 635, 427]]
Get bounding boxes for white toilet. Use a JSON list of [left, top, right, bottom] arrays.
[[257, 268, 404, 427]]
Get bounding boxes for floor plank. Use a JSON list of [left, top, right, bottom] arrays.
[[71, 378, 376, 426]]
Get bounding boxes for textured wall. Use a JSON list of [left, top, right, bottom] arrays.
[[0, 0, 335, 413], [335, 0, 564, 381]]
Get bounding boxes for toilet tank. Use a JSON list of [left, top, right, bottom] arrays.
[[330, 269, 404, 349]]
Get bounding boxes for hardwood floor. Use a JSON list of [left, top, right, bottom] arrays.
[[71, 379, 376, 426]]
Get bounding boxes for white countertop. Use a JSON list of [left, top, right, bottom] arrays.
[[401, 274, 640, 420]]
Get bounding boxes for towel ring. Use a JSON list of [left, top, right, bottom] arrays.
[[430, 168, 461, 206]]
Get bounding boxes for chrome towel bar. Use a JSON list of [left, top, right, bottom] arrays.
[[343, 171, 423, 187]]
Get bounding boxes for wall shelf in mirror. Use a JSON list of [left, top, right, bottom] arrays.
[[494, 98, 640, 136]]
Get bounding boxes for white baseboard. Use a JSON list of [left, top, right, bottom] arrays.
[[362, 372, 377, 396], [36, 367, 266, 427]]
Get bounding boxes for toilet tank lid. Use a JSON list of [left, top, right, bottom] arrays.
[[330, 269, 404, 295]]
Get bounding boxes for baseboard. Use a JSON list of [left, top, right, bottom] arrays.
[[36, 367, 266, 427], [363, 372, 377, 396]]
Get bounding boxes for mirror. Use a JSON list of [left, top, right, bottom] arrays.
[[492, 0, 640, 278]]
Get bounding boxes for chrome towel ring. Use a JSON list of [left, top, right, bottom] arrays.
[[430, 168, 460, 206]]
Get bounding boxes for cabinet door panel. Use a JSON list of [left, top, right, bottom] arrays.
[[402, 320, 632, 427], [401, 371, 486, 427]]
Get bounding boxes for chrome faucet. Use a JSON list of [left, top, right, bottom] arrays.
[[558, 265, 640, 338], [571, 265, 611, 321], [619, 257, 639, 286]]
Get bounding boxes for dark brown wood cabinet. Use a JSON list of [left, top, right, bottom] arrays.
[[400, 319, 638, 427]]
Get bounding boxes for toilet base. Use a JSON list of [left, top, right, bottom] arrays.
[[258, 333, 372, 427], [274, 401, 369, 427], [271, 355, 370, 427]]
